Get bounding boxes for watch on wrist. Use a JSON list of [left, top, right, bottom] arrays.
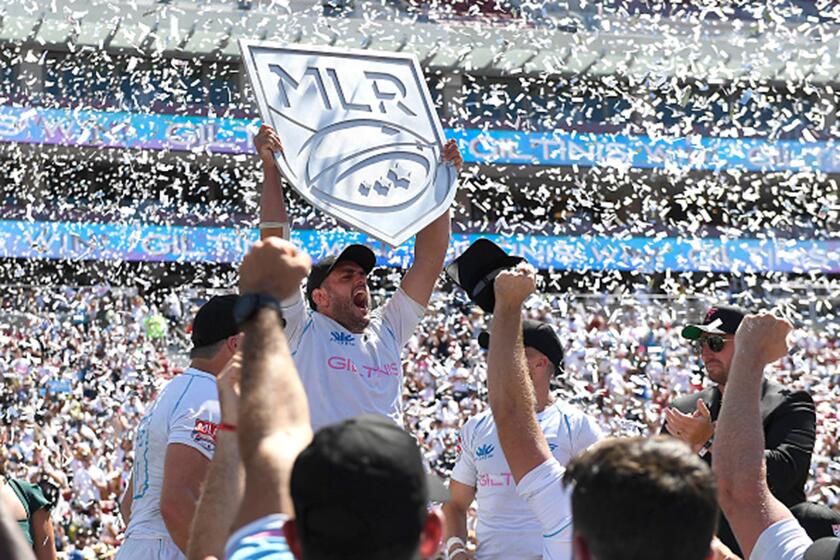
[[234, 293, 284, 329]]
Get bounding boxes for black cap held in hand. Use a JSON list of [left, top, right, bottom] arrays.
[[290, 415, 449, 559], [190, 295, 240, 348], [479, 319, 565, 371], [306, 244, 376, 309], [445, 238, 525, 313], [681, 305, 746, 340]]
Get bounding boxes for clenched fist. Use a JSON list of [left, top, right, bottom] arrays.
[[734, 312, 792, 366], [493, 264, 536, 309], [254, 124, 284, 165], [239, 238, 311, 301]]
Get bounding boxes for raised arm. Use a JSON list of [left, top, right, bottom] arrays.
[[713, 313, 794, 558], [255, 125, 291, 241], [486, 265, 552, 484], [187, 355, 244, 560], [400, 139, 462, 307], [232, 237, 313, 532]]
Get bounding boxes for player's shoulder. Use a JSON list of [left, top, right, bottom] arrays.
[[462, 408, 494, 434], [548, 399, 595, 423], [165, 369, 218, 405]]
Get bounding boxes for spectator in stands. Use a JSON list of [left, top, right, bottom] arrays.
[[117, 295, 241, 559], [714, 312, 840, 560], [484, 263, 719, 560], [253, 125, 462, 430], [189, 237, 447, 560], [664, 306, 817, 554], [444, 318, 602, 560]]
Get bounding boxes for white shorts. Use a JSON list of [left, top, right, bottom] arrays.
[[116, 536, 185, 560]]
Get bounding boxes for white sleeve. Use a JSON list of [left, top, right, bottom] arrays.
[[450, 421, 477, 487], [574, 413, 604, 455], [750, 518, 813, 560], [167, 389, 219, 461], [516, 458, 573, 558], [379, 288, 425, 347], [280, 288, 308, 347]]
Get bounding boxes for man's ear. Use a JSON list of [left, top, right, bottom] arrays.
[[312, 287, 328, 309], [283, 518, 303, 559], [418, 508, 445, 559]]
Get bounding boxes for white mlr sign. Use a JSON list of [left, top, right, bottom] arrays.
[[239, 40, 459, 247]]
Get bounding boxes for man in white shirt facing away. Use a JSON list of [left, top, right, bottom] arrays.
[[117, 295, 240, 560]]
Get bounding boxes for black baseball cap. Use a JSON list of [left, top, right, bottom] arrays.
[[805, 538, 840, 560], [306, 244, 376, 309], [681, 305, 746, 340], [290, 415, 449, 559], [445, 238, 525, 313], [478, 319, 565, 370], [190, 295, 240, 348]]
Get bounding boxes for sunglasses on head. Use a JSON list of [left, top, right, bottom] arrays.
[[693, 335, 727, 353]]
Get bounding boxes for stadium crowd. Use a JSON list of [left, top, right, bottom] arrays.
[[0, 282, 837, 558]]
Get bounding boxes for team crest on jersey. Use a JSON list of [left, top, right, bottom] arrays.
[[548, 442, 558, 452], [833, 524, 840, 538], [476, 443, 495, 461], [330, 331, 356, 346], [192, 419, 218, 452]]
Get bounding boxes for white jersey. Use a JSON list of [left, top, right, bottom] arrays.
[[516, 458, 573, 560], [118, 368, 219, 554], [282, 287, 424, 431], [451, 401, 602, 559], [751, 518, 813, 560]]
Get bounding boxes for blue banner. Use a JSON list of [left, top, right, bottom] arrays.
[[0, 220, 836, 273], [0, 105, 837, 172]]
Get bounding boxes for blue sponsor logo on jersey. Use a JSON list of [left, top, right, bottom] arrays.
[[476, 443, 495, 460], [549, 442, 558, 452], [330, 331, 355, 346]]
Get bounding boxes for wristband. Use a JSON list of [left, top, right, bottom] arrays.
[[447, 548, 466, 559], [259, 221, 291, 240], [446, 537, 467, 554], [217, 423, 237, 433], [698, 436, 714, 457]]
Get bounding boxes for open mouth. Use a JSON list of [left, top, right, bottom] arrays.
[[353, 290, 369, 311]]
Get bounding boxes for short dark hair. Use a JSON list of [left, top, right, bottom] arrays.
[[563, 436, 718, 560]]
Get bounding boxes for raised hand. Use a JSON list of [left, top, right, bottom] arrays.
[[493, 263, 536, 309], [733, 313, 792, 367], [442, 139, 464, 173], [254, 124, 284, 165], [239, 238, 311, 301]]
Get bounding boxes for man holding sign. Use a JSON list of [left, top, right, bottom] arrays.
[[253, 124, 461, 430]]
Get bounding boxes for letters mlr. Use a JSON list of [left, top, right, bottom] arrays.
[[270, 65, 417, 117]]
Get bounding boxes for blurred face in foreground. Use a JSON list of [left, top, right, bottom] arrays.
[[314, 261, 371, 333]]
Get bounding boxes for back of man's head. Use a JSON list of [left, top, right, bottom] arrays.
[[563, 436, 718, 560], [289, 415, 447, 560]]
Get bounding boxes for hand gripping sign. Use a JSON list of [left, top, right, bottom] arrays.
[[240, 40, 459, 247]]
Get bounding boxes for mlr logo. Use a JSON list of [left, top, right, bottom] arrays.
[[240, 40, 458, 246]]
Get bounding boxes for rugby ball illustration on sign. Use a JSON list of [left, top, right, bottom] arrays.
[[240, 40, 459, 247]]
